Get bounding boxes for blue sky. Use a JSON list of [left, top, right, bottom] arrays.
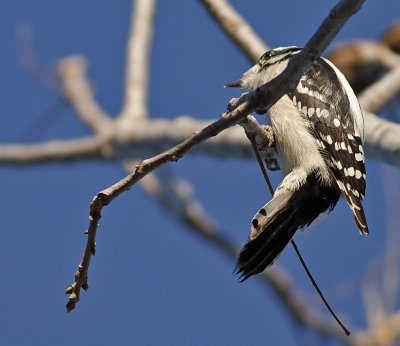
[[1, 1, 399, 345]]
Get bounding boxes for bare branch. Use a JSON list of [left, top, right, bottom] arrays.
[[119, 0, 156, 123], [0, 117, 251, 164], [358, 65, 400, 113], [200, 0, 268, 62], [363, 111, 400, 166], [352, 312, 400, 346], [65, 102, 253, 311], [0, 136, 107, 164], [3, 108, 400, 168], [57, 56, 114, 133]]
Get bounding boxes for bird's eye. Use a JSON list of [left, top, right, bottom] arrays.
[[259, 50, 273, 65]]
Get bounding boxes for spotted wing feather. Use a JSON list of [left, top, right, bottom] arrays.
[[288, 58, 368, 234]]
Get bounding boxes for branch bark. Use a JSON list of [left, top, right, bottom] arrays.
[[363, 112, 400, 166], [58, 56, 114, 133], [200, 0, 268, 62], [119, 0, 156, 124], [0, 117, 251, 164]]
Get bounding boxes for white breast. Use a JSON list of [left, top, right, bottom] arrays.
[[268, 95, 331, 182]]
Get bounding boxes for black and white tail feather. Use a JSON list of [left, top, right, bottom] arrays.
[[226, 46, 369, 281]]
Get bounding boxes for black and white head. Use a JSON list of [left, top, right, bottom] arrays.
[[226, 46, 302, 90]]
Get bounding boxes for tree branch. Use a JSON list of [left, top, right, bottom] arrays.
[[0, 136, 107, 164], [0, 117, 252, 164], [57, 56, 114, 133], [358, 65, 400, 113], [352, 312, 400, 346], [363, 111, 400, 166], [200, 0, 268, 63], [118, 0, 156, 124]]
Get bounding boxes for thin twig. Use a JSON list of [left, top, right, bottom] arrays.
[[291, 240, 350, 336]]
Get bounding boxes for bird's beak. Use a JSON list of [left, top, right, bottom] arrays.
[[224, 79, 242, 88]]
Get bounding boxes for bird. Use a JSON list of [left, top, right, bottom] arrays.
[[225, 46, 369, 281]]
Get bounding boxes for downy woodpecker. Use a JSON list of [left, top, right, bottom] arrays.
[[226, 46, 368, 281]]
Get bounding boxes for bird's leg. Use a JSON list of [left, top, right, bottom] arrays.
[[255, 125, 280, 171], [240, 115, 280, 171]]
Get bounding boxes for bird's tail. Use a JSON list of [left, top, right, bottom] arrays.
[[235, 172, 340, 282]]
